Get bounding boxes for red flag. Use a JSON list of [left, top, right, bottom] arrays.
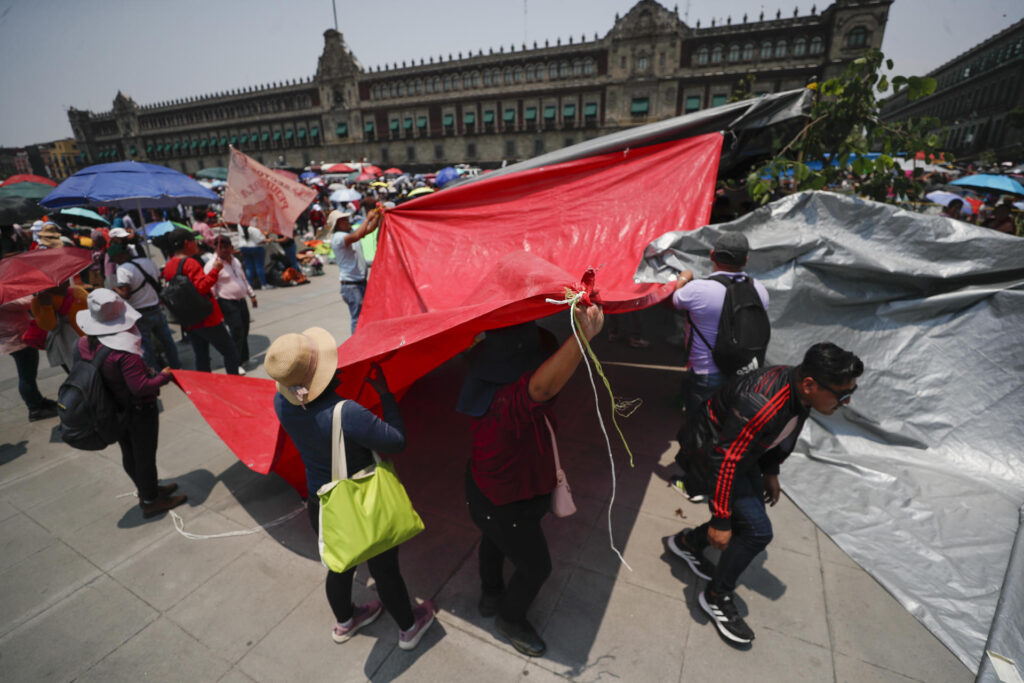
[[175, 133, 722, 493], [222, 148, 317, 237]]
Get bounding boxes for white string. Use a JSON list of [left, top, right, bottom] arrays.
[[170, 505, 306, 540], [118, 490, 307, 540], [545, 292, 633, 571]]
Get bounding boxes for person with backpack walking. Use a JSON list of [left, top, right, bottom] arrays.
[[161, 228, 240, 375], [73, 288, 185, 518], [109, 228, 181, 371], [666, 343, 863, 645], [668, 232, 770, 503]]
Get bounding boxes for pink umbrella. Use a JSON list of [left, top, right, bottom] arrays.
[[355, 172, 375, 182], [383, 167, 404, 175], [322, 163, 355, 173], [361, 165, 383, 177]]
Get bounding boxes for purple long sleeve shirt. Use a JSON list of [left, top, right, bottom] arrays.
[[77, 337, 171, 407]]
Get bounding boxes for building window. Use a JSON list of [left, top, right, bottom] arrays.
[[711, 45, 723, 64], [505, 140, 516, 157], [584, 59, 595, 75], [472, 72, 479, 87], [503, 108, 516, 126], [712, 94, 728, 108], [810, 36, 823, 54], [443, 76, 451, 91], [426, 79, 434, 93], [483, 71, 492, 86], [443, 113, 454, 131], [847, 27, 867, 48], [630, 97, 650, 118], [563, 103, 576, 121], [563, 138, 575, 148], [775, 40, 787, 58], [525, 106, 538, 123], [794, 37, 807, 56], [659, 52, 665, 68], [761, 41, 772, 59], [463, 74, 471, 88], [727, 45, 740, 62], [742, 43, 754, 61], [434, 77, 441, 91], [390, 84, 398, 97], [685, 95, 701, 112], [403, 117, 413, 133], [584, 102, 598, 123], [559, 61, 570, 78], [514, 67, 524, 82], [417, 116, 427, 131], [543, 105, 556, 121], [697, 47, 709, 65], [398, 83, 406, 96], [638, 56, 648, 71], [572, 61, 582, 76], [620, 55, 626, 69], [534, 138, 545, 155], [406, 146, 416, 162], [434, 144, 444, 160], [535, 65, 545, 81], [466, 142, 477, 158], [380, 148, 389, 163]]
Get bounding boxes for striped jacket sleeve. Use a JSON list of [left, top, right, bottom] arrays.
[[708, 383, 792, 530]]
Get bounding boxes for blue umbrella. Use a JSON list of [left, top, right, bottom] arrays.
[[435, 166, 459, 187], [300, 171, 318, 180], [144, 220, 192, 237], [40, 161, 219, 210], [950, 174, 1024, 197]]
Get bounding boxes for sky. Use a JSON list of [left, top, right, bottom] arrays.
[[0, 0, 1021, 147]]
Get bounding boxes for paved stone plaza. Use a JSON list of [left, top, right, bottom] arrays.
[[0, 270, 973, 682]]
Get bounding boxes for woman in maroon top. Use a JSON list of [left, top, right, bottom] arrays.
[[456, 304, 604, 657], [76, 288, 185, 518]]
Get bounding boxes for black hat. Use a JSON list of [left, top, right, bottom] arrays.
[[712, 232, 749, 266], [456, 323, 554, 417]]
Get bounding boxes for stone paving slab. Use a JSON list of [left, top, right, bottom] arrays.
[[0, 271, 974, 682]]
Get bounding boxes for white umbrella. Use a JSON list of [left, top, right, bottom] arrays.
[[925, 191, 973, 214], [330, 188, 362, 203]]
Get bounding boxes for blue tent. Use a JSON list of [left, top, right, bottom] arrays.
[[40, 161, 218, 210], [435, 166, 459, 188]]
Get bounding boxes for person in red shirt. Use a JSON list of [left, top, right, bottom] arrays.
[[161, 228, 240, 374], [456, 304, 604, 657]]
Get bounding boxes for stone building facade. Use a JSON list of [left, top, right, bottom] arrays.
[[68, 0, 889, 173], [880, 19, 1024, 160]]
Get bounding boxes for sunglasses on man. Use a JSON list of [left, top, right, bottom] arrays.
[[814, 378, 857, 404]]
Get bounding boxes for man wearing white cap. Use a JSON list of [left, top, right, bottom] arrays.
[[328, 210, 376, 334], [109, 228, 181, 370]]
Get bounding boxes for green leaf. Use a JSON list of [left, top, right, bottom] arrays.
[[877, 75, 888, 92], [794, 163, 811, 182], [886, 58, 894, 70], [807, 175, 828, 190]]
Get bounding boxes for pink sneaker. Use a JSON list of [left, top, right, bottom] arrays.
[[398, 600, 436, 651], [332, 601, 382, 643]]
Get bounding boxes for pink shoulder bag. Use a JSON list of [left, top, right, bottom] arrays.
[[544, 415, 576, 518]]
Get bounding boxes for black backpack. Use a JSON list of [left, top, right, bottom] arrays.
[[126, 258, 163, 297], [688, 274, 770, 376], [58, 345, 128, 450], [160, 257, 213, 327]]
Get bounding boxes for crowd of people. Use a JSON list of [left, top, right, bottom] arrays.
[[0, 157, 907, 660]]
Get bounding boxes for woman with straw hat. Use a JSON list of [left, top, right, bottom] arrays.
[[268, 327, 435, 650], [75, 288, 186, 518]]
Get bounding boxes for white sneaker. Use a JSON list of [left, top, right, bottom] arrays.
[[237, 367, 247, 376]]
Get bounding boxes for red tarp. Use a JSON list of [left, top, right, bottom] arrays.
[[177, 133, 723, 495]]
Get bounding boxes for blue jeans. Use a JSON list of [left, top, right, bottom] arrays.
[[11, 346, 46, 410], [688, 471, 773, 594], [136, 306, 181, 370], [682, 370, 725, 417], [282, 241, 300, 270], [340, 282, 366, 335], [240, 246, 267, 287], [189, 323, 240, 374]]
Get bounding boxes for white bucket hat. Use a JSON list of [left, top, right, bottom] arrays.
[[76, 288, 141, 335]]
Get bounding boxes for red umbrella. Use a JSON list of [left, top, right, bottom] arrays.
[[355, 172, 375, 182], [1, 174, 57, 188], [361, 165, 383, 177], [322, 163, 355, 173], [383, 167, 404, 175], [271, 168, 299, 182], [0, 248, 92, 304]]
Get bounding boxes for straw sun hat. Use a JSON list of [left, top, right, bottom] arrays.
[[265, 327, 338, 406]]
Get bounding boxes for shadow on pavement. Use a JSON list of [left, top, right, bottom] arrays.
[[0, 440, 28, 466]]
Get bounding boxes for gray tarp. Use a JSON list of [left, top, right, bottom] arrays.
[[636, 191, 1024, 675], [452, 88, 813, 187]]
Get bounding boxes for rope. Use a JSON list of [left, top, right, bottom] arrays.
[[118, 490, 307, 540], [170, 505, 306, 540], [545, 288, 634, 571]]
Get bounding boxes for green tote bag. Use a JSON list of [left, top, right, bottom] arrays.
[[317, 401, 425, 573]]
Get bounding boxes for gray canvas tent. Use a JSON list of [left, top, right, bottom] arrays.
[[637, 191, 1024, 678]]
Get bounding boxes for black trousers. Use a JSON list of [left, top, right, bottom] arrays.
[[119, 402, 160, 501], [306, 497, 415, 630], [217, 298, 251, 364], [466, 467, 552, 625]]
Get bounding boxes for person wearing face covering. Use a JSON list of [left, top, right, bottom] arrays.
[[75, 289, 185, 518]]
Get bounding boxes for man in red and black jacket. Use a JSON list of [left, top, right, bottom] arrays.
[[668, 342, 863, 645], [161, 228, 239, 375]]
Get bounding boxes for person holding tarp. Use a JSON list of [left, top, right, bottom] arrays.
[[667, 342, 863, 645], [268, 328, 436, 651], [456, 303, 604, 658]]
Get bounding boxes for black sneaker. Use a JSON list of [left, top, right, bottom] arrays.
[[699, 589, 755, 644], [667, 532, 715, 581], [495, 615, 546, 657], [28, 404, 59, 422], [478, 592, 502, 618]]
